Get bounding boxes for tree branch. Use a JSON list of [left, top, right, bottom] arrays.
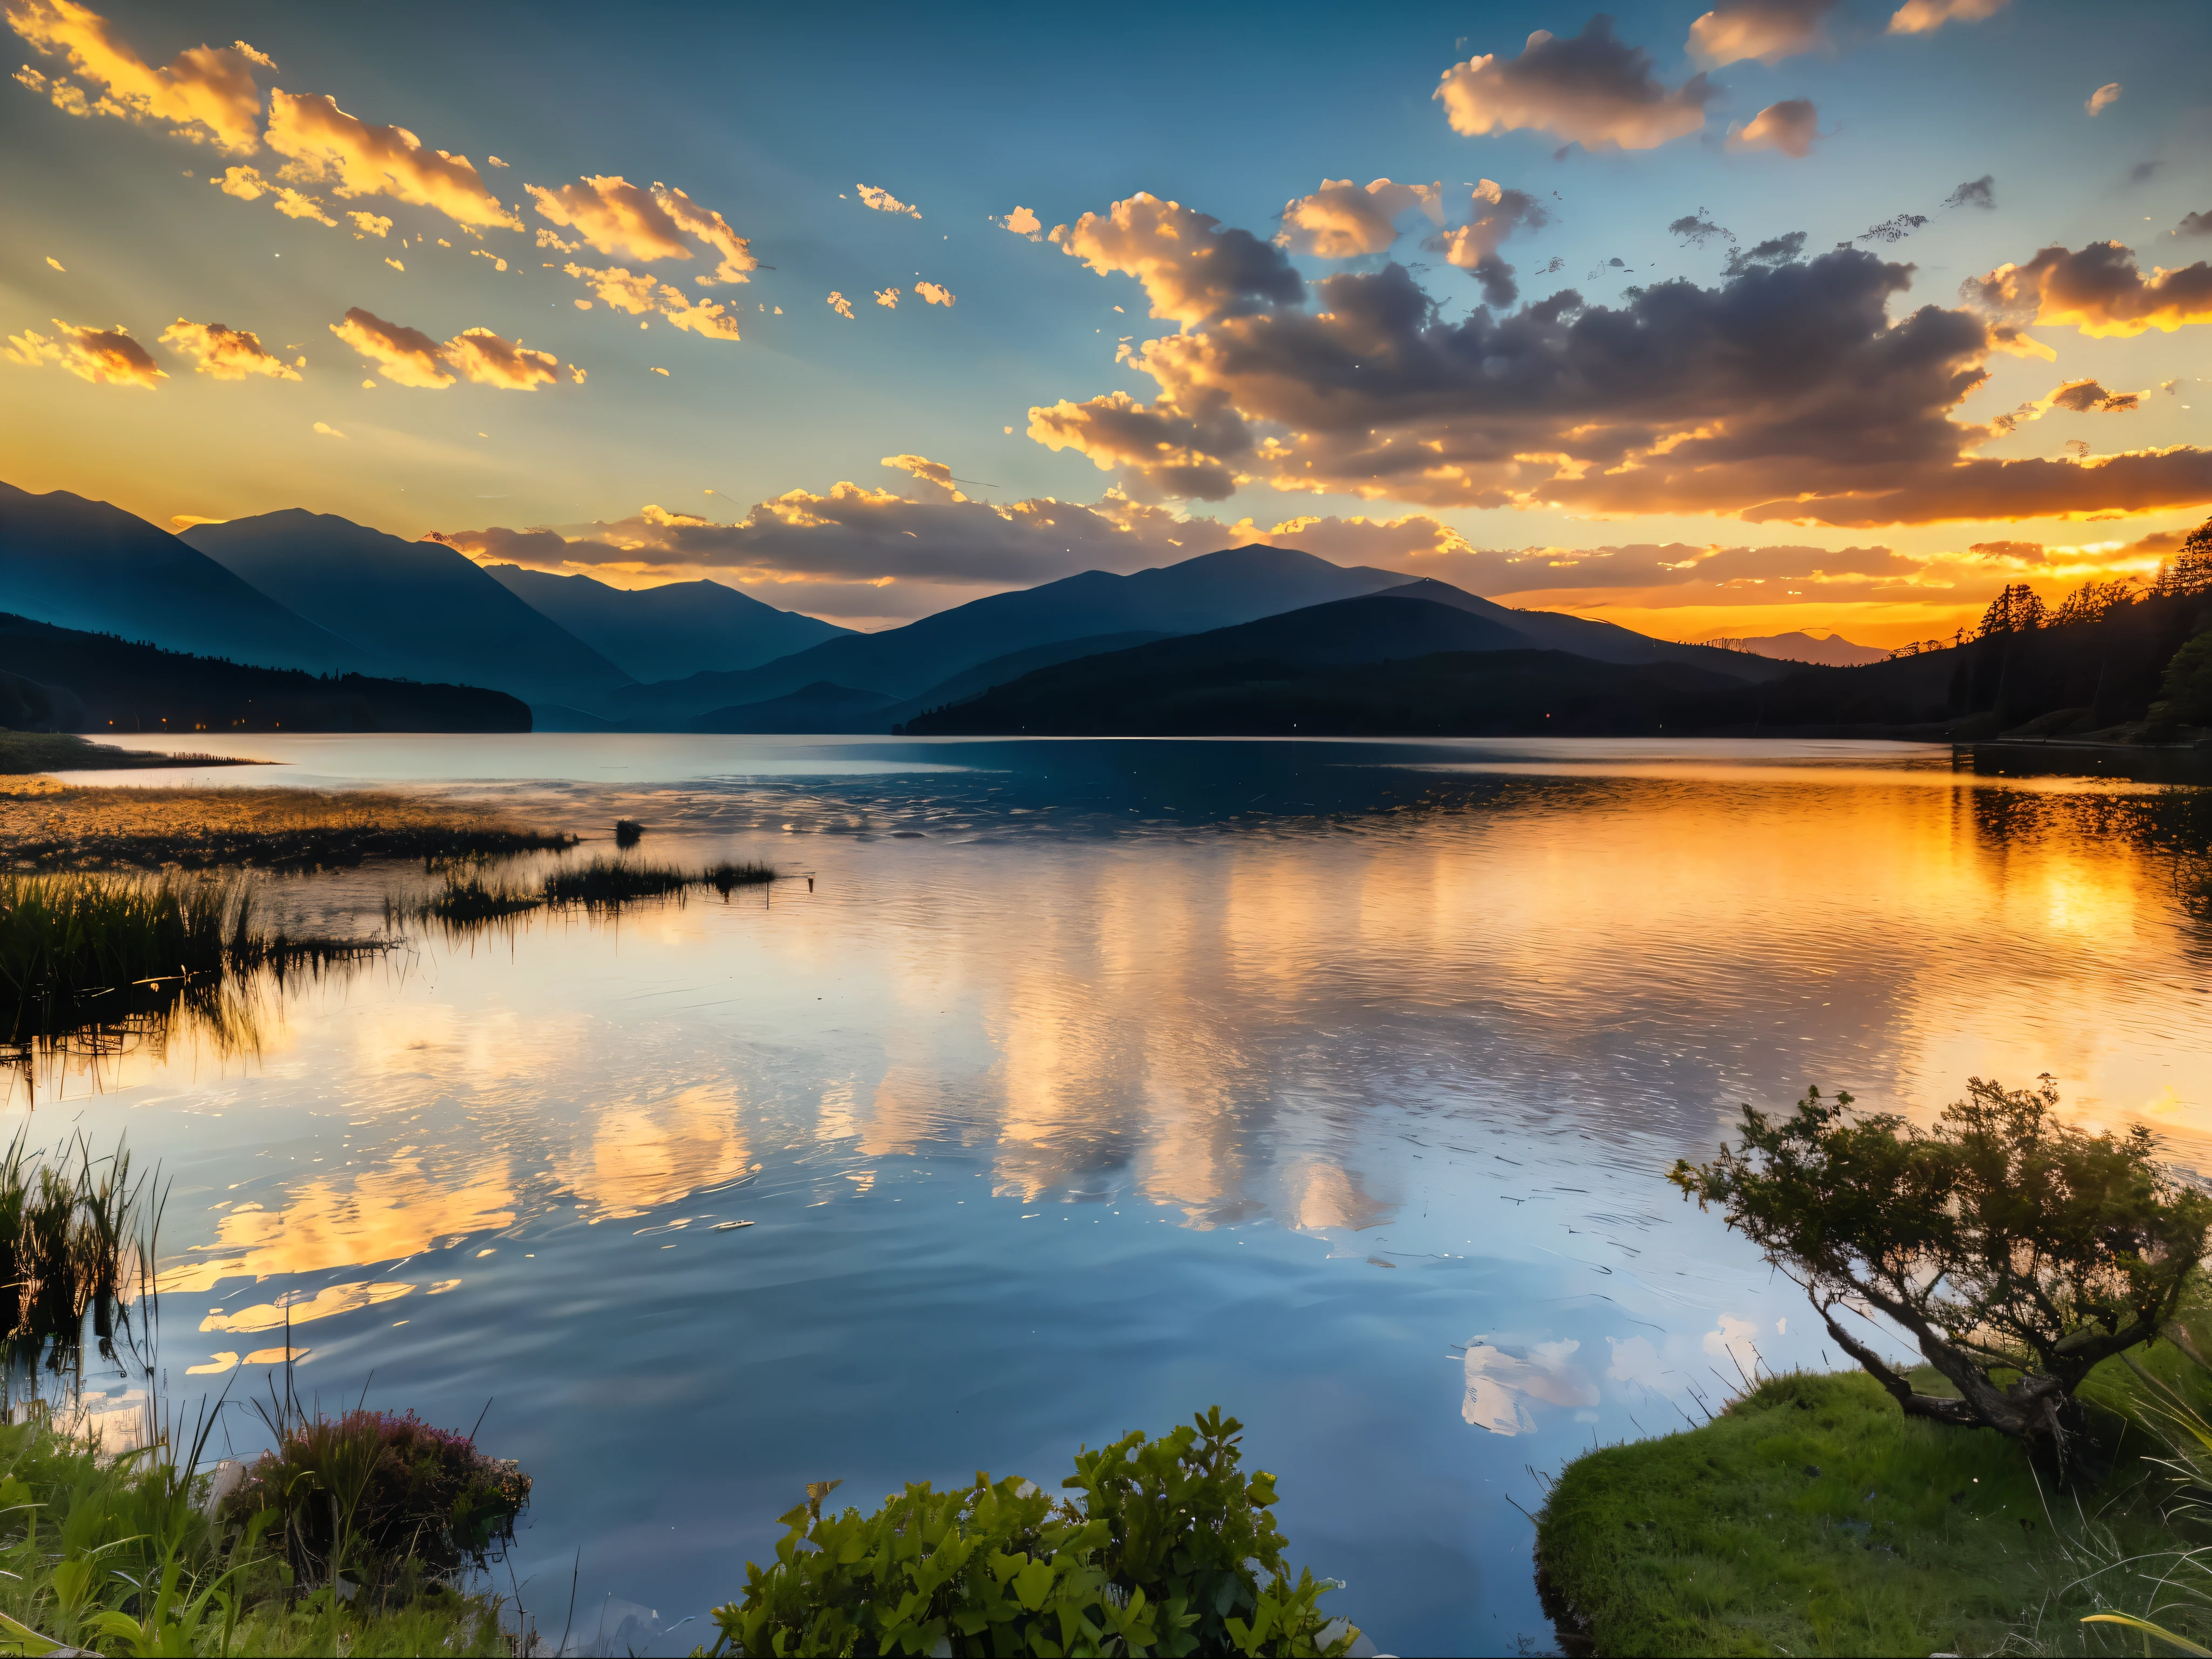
[[1819, 1306, 1978, 1427]]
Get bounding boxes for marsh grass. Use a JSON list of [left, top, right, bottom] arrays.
[[613, 818, 646, 847], [1535, 1322, 2212, 1658], [1, 870, 379, 1065], [386, 854, 780, 936], [0, 1130, 157, 1377], [0, 781, 576, 873]]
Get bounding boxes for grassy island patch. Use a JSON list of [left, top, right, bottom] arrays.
[[0, 781, 574, 872], [0, 729, 249, 775], [1536, 1356, 2212, 1658]]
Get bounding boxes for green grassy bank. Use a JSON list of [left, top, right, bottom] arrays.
[[1536, 1353, 2212, 1658]]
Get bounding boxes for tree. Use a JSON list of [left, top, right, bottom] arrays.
[[2153, 516, 2212, 601], [1671, 1077, 2212, 1471], [1979, 582, 2048, 637], [2159, 627, 2212, 726]]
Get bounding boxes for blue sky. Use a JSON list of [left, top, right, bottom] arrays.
[[3, 0, 2209, 639]]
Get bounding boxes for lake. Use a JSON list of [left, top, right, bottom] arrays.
[[21, 734, 2209, 1656]]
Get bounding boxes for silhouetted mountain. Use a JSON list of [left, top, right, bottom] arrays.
[[0, 612, 529, 732], [687, 681, 896, 733], [906, 644, 1745, 736], [902, 594, 1544, 732], [1375, 580, 1787, 681], [908, 583, 2212, 739], [602, 544, 1412, 724], [0, 481, 361, 672], [1703, 630, 1890, 667], [182, 512, 633, 707], [479, 563, 849, 681]]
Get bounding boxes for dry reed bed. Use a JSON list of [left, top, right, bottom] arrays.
[[0, 782, 574, 872]]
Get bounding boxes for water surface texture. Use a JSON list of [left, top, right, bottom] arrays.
[[25, 736, 2211, 1655]]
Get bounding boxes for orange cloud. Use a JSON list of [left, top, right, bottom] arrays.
[[559, 263, 741, 338], [347, 210, 392, 238], [1051, 193, 1303, 328], [1276, 178, 1445, 258], [875, 287, 900, 309], [1964, 241, 2212, 337], [442, 326, 557, 390], [3, 0, 265, 151], [856, 183, 920, 218], [1687, 0, 1835, 67], [2085, 82, 2121, 117], [1434, 17, 1710, 152], [563, 262, 661, 314], [525, 176, 756, 282], [827, 291, 855, 319], [265, 89, 521, 232], [327, 306, 452, 388], [271, 185, 335, 224], [1001, 206, 1043, 240], [2, 318, 164, 386], [212, 164, 266, 200], [1887, 0, 2009, 30], [1729, 98, 1820, 157], [914, 281, 955, 307], [159, 318, 301, 380], [327, 307, 563, 390]]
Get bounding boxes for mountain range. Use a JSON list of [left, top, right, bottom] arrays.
[[8, 478, 1947, 740]]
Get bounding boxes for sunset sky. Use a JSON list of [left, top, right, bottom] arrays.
[[4, 0, 2209, 641]]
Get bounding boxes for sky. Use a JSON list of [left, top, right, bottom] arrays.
[[3, 0, 2209, 643]]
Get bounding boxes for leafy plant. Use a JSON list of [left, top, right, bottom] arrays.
[[1670, 1077, 2212, 1472], [706, 1408, 1359, 1657]]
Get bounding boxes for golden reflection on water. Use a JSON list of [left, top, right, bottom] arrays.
[[31, 760, 2210, 1324], [161, 1158, 516, 1293]]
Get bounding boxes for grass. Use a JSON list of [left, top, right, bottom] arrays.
[[1535, 1337, 2212, 1658], [0, 730, 247, 775], [388, 855, 779, 933], [0, 1404, 514, 1655], [0, 1130, 156, 1373], [1, 869, 380, 1064], [1, 781, 576, 873]]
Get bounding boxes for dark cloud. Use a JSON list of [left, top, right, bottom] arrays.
[[1669, 211, 1735, 248], [1433, 16, 1712, 153], [1032, 241, 2212, 526], [1964, 240, 2212, 335], [2132, 161, 2163, 184], [1858, 213, 1929, 245], [2047, 378, 2139, 413], [1724, 231, 1807, 275], [1049, 194, 1303, 328], [1941, 175, 1996, 211], [2177, 210, 2212, 238]]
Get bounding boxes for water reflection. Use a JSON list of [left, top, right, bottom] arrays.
[[16, 738, 2209, 1654]]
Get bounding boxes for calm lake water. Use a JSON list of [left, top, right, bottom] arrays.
[[21, 735, 2212, 1656]]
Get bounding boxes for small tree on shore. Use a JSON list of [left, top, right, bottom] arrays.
[[1671, 1077, 2212, 1471]]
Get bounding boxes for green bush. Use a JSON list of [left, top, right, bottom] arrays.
[[707, 1408, 1360, 1657]]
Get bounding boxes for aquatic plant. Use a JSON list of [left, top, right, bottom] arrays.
[[707, 1407, 1359, 1657], [613, 818, 646, 847], [539, 856, 699, 907], [1671, 1077, 2212, 1473], [706, 859, 777, 895], [1, 869, 377, 1057], [0, 1130, 157, 1374]]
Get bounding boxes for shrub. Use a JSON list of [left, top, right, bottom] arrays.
[[1671, 1077, 2212, 1472], [707, 1407, 1359, 1657], [221, 1407, 531, 1594]]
